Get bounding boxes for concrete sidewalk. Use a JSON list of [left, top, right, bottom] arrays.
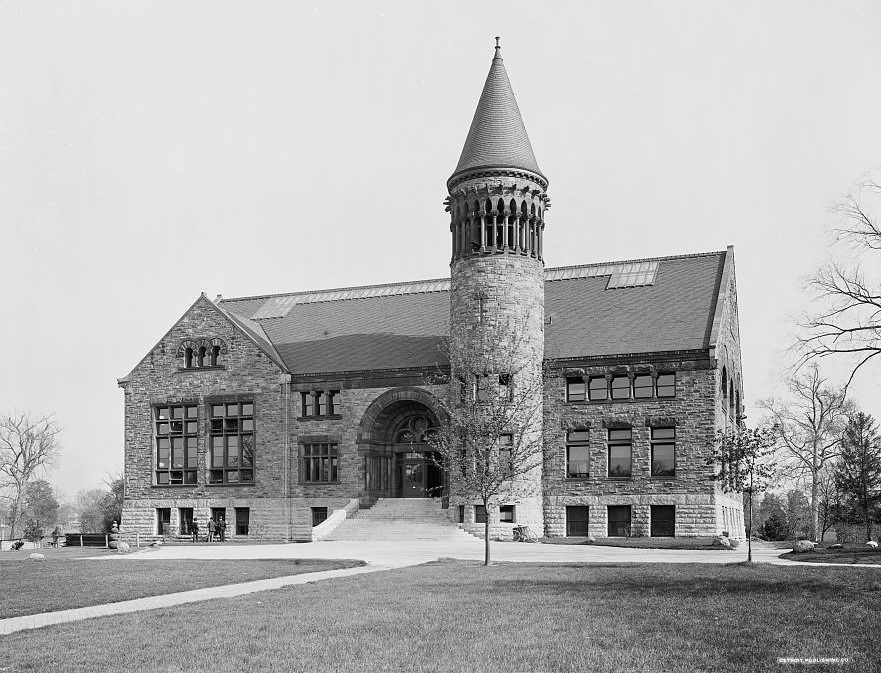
[[0, 563, 380, 637]]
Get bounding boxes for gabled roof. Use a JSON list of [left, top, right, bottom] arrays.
[[451, 42, 543, 182], [218, 250, 731, 375]]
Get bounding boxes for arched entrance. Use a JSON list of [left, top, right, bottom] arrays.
[[358, 388, 444, 500]]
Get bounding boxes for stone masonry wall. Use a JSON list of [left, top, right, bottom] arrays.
[[120, 296, 288, 538], [542, 356, 720, 538]]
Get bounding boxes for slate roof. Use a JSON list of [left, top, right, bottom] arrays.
[[218, 251, 728, 375], [451, 43, 544, 181]]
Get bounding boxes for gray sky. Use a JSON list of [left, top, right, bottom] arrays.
[[2, 1, 880, 499]]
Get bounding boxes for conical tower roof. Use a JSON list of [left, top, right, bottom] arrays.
[[451, 40, 544, 183]]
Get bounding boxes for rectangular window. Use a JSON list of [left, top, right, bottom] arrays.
[[156, 508, 171, 535], [608, 428, 632, 478], [499, 505, 515, 523], [588, 376, 608, 401], [457, 505, 465, 524], [311, 507, 328, 527], [566, 378, 586, 402], [179, 507, 194, 535], [656, 373, 676, 398], [498, 374, 513, 402], [566, 429, 590, 478], [317, 392, 327, 416], [475, 376, 490, 403], [633, 374, 653, 399], [566, 505, 589, 537], [651, 427, 676, 477], [155, 404, 198, 486], [651, 505, 675, 537], [234, 507, 249, 536], [499, 434, 513, 472], [608, 505, 631, 537], [208, 402, 255, 484], [474, 505, 487, 524], [610, 376, 631, 400], [211, 507, 226, 530], [327, 391, 337, 415], [301, 392, 314, 417], [300, 443, 339, 483]]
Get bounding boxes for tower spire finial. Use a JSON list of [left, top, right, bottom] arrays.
[[494, 36, 501, 58]]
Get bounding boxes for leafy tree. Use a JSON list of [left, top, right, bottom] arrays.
[[800, 172, 881, 385], [427, 323, 545, 566], [22, 519, 44, 543], [0, 413, 62, 537], [755, 492, 785, 538], [23, 479, 59, 533], [75, 475, 124, 533], [816, 463, 848, 541], [758, 364, 849, 540], [834, 411, 881, 542], [707, 425, 779, 563], [784, 489, 812, 539]]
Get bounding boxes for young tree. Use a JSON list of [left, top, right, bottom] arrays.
[[800, 172, 881, 386], [99, 474, 124, 531], [758, 364, 849, 541], [834, 411, 881, 542], [0, 413, 62, 537], [707, 425, 779, 563], [427, 323, 545, 566]]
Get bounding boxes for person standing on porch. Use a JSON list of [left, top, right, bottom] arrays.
[[191, 518, 199, 543], [207, 517, 216, 543], [218, 517, 226, 542]]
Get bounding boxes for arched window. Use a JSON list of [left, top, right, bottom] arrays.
[[178, 338, 226, 369], [496, 198, 505, 248], [210, 345, 220, 367], [198, 346, 207, 367], [185, 348, 194, 369]]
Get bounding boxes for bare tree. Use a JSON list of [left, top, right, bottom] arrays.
[[0, 413, 62, 538], [799, 173, 881, 386], [758, 364, 849, 541], [816, 462, 846, 541], [427, 322, 545, 566]]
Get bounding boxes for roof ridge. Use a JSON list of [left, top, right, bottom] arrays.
[[219, 277, 452, 304], [546, 250, 727, 274], [219, 249, 729, 305]]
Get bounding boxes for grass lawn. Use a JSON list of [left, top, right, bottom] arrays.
[[543, 536, 738, 550], [0, 551, 363, 619], [783, 544, 881, 565], [2, 561, 877, 673]]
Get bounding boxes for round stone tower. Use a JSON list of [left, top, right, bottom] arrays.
[[446, 39, 548, 534]]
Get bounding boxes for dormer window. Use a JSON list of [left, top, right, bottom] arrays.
[[178, 338, 227, 370]]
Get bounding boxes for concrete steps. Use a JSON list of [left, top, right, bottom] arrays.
[[323, 498, 472, 541]]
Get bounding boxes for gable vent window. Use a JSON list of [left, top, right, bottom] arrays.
[[179, 339, 226, 370]]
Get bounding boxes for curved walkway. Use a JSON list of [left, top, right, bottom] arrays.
[[3, 538, 869, 637]]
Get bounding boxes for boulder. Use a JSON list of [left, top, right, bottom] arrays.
[[584, 535, 596, 544], [793, 540, 817, 553], [150, 540, 163, 547], [865, 540, 878, 548], [829, 543, 843, 549], [29, 553, 45, 560], [713, 535, 732, 548], [117, 541, 131, 553]]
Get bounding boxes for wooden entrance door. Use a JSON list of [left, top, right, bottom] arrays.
[[401, 458, 425, 498]]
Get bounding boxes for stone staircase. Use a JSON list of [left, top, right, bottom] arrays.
[[322, 498, 473, 541]]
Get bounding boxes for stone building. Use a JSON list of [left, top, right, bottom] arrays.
[[119, 42, 745, 542]]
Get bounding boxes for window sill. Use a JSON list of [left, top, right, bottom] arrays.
[[297, 415, 343, 421], [152, 484, 200, 488], [606, 477, 633, 481], [205, 482, 256, 487], [565, 477, 591, 481], [566, 397, 676, 405], [299, 481, 341, 485], [176, 366, 226, 373]]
